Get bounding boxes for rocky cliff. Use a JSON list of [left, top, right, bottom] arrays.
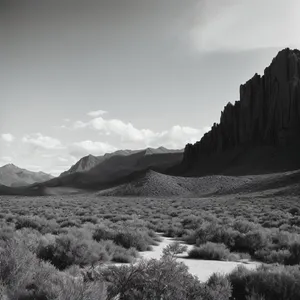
[[182, 48, 300, 175]]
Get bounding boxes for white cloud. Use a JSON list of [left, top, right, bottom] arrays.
[[73, 120, 88, 129], [22, 133, 64, 150], [70, 140, 117, 157], [0, 156, 13, 164], [1, 133, 15, 143], [71, 114, 209, 150], [87, 110, 108, 117], [189, 0, 300, 52], [58, 156, 69, 163]]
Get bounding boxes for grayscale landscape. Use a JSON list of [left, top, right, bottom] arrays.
[[1, 1, 300, 300]]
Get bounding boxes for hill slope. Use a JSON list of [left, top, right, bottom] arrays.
[[98, 170, 252, 197], [98, 169, 300, 197], [0, 164, 53, 187]]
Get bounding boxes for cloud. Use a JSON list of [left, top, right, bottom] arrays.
[[22, 133, 64, 149], [58, 156, 69, 163], [71, 114, 209, 150], [0, 156, 13, 164], [1, 133, 15, 143], [70, 140, 117, 157], [87, 110, 108, 117], [151, 125, 211, 149], [189, 0, 300, 52]]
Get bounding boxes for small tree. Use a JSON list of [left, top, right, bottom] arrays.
[[162, 242, 188, 258]]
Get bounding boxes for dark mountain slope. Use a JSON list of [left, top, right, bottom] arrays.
[[30, 150, 183, 192], [179, 48, 300, 176], [60, 147, 181, 176]]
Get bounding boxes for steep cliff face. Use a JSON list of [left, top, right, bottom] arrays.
[[183, 48, 300, 175]]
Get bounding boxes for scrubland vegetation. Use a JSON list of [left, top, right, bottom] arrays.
[[1, 194, 300, 299]]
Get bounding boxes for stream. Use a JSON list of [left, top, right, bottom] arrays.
[[139, 235, 260, 282]]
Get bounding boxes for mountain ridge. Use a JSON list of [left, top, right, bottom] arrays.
[[61, 147, 183, 177], [180, 48, 300, 176]]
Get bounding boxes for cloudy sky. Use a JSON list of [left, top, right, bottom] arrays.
[[1, 0, 299, 176]]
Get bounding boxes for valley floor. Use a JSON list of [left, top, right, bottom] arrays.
[[1, 192, 300, 299]]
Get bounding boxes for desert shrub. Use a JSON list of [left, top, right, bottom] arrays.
[[112, 246, 138, 263], [162, 242, 187, 258], [55, 277, 107, 300], [60, 219, 81, 228], [182, 215, 202, 229], [102, 257, 200, 300], [0, 238, 60, 300], [93, 226, 115, 242], [254, 249, 291, 264], [286, 241, 300, 265], [188, 243, 231, 261], [37, 231, 110, 270], [0, 239, 38, 289], [233, 230, 269, 255], [80, 216, 99, 224], [233, 220, 257, 234], [204, 273, 232, 300], [113, 230, 153, 251], [228, 265, 300, 300], [288, 207, 300, 216], [0, 226, 14, 243], [164, 226, 184, 238], [102, 256, 232, 300], [15, 216, 59, 234]]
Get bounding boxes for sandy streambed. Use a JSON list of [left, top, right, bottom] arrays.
[[139, 235, 260, 282]]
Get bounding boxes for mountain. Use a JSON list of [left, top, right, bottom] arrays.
[[0, 164, 53, 187], [12, 147, 183, 195], [60, 147, 182, 177], [60, 154, 104, 177], [180, 48, 300, 176]]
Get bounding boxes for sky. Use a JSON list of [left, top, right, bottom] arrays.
[[1, 0, 300, 176]]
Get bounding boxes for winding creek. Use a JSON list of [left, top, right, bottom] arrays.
[[139, 235, 260, 282]]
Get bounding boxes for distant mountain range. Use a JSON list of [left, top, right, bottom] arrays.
[[0, 164, 53, 187], [60, 147, 182, 177], [0, 147, 183, 195], [43, 147, 183, 191]]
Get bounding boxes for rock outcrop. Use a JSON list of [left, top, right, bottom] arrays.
[[182, 48, 300, 175]]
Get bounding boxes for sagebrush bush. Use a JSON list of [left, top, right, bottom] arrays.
[[188, 242, 232, 261], [113, 230, 153, 251], [228, 265, 300, 300], [102, 256, 231, 300], [37, 231, 110, 269]]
